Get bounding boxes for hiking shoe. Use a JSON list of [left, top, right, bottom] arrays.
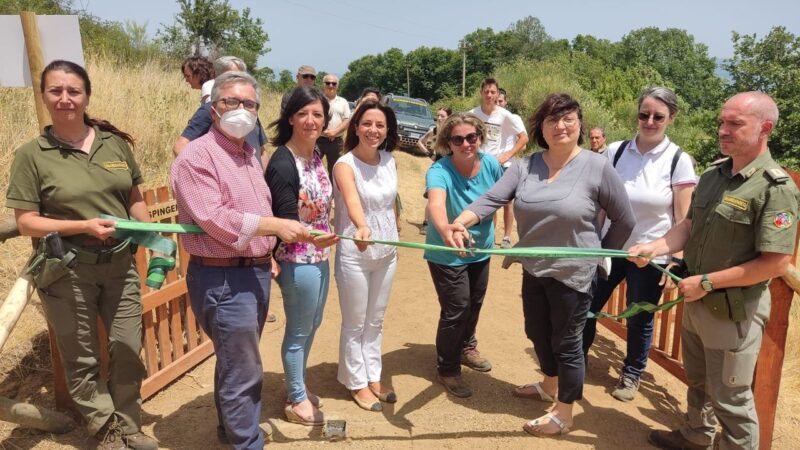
[[501, 236, 512, 249], [122, 431, 158, 450], [94, 416, 126, 450], [648, 429, 713, 450], [461, 348, 492, 372], [437, 374, 472, 398], [611, 375, 640, 402]]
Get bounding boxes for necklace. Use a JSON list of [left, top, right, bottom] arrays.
[[50, 126, 91, 146]]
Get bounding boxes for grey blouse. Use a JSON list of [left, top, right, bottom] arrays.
[[468, 149, 635, 293]]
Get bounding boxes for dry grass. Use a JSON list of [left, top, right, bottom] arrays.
[[0, 56, 799, 441]]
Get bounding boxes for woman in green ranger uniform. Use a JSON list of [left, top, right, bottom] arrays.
[[5, 60, 157, 450]]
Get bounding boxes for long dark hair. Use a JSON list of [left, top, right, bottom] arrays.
[[40, 60, 134, 145], [269, 87, 330, 147], [344, 100, 398, 151]]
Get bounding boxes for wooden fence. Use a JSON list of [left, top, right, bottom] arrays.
[[49, 187, 214, 409]]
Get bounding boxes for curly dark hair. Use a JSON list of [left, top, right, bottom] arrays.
[[181, 56, 215, 85]]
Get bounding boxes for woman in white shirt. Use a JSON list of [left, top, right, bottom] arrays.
[[582, 86, 697, 402], [333, 100, 401, 412]]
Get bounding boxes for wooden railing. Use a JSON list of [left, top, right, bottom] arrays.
[[599, 168, 800, 450], [49, 187, 214, 410]]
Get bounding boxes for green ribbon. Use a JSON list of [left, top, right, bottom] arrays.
[[102, 218, 685, 317]]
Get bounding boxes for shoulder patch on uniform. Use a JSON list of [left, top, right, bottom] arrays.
[[774, 212, 793, 229], [765, 168, 789, 183], [102, 161, 129, 171]]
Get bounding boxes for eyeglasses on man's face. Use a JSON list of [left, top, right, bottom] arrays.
[[324, 81, 338, 87], [217, 97, 260, 111], [301, 74, 316, 80]]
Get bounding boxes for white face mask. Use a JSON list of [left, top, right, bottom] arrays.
[[214, 107, 256, 139]]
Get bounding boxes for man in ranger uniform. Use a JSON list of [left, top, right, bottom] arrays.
[[629, 91, 799, 450]]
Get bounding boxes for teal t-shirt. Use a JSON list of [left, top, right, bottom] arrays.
[[424, 153, 504, 266]]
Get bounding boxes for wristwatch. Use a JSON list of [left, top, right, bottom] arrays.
[[700, 274, 714, 292]]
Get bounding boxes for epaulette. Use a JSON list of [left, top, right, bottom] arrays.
[[765, 167, 790, 184], [701, 157, 729, 175]]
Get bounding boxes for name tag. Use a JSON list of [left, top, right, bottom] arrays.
[[722, 195, 749, 211], [103, 161, 129, 171]]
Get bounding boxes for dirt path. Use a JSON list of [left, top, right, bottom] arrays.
[[0, 152, 796, 449]]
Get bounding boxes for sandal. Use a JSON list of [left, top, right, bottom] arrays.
[[284, 403, 325, 426], [351, 389, 382, 412], [513, 382, 555, 402], [285, 391, 324, 408], [523, 413, 571, 437], [369, 385, 397, 403]]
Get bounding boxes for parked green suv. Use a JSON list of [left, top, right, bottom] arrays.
[[382, 94, 435, 150]]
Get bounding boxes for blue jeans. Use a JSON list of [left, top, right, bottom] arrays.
[[277, 261, 330, 403], [583, 258, 665, 379], [186, 262, 270, 450]]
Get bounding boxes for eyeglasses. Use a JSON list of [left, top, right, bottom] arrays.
[[449, 132, 480, 146], [544, 116, 579, 129], [324, 81, 338, 87], [301, 74, 316, 80], [638, 112, 667, 123], [217, 97, 260, 111]]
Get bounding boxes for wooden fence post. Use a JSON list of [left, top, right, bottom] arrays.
[[753, 168, 800, 450]]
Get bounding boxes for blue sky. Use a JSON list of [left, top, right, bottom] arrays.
[[87, 0, 799, 76]]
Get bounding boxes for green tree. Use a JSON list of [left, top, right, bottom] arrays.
[[405, 46, 461, 101], [724, 26, 800, 169], [339, 48, 407, 100], [619, 27, 724, 110], [157, 0, 270, 76]]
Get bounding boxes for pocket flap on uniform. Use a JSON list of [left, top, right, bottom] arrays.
[[722, 347, 758, 388], [714, 203, 752, 224]]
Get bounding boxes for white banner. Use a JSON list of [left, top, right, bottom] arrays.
[[0, 15, 84, 87]]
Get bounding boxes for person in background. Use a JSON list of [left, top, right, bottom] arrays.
[[588, 127, 608, 153], [172, 71, 319, 449], [583, 86, 697, 402], [469, 78, 528, 249], [7, 60, 157, 450], [319, 73, 352, 173], [416, 107, 452, 234], [449, 94, 634, 438], [495, 88, 528, 249], [424, 113, 504, 398], [632, 91, 799, 450], [266, 86, 339, 427], [281, 65, 317, 112], [333, 100, 400, 412], [181, 56, 215, 104]]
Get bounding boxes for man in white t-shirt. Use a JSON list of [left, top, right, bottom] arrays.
[[470, 80, 528, 248], [318, 73, 352, 173]]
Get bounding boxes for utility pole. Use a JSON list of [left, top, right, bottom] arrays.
[[462, 50, 466, 97], [406, 66, 410, 97]]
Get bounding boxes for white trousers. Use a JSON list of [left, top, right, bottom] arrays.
[[335, 252, 398, 390]]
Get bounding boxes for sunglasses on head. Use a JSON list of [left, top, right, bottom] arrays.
[[449, 132, 480, 146], [324, 81, 338, 86], [638, 111, 667, 123], [301, 74, 316, 80]]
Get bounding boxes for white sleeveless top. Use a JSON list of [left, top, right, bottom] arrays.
[[333, 150, 398, 260]]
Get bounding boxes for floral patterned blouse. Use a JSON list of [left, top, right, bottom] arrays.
[[274, 146, 333, 264]]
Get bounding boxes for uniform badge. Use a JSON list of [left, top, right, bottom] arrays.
[[774, 212, 793, 229]]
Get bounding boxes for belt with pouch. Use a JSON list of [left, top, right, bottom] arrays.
[[62, 237, 134, 265]]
